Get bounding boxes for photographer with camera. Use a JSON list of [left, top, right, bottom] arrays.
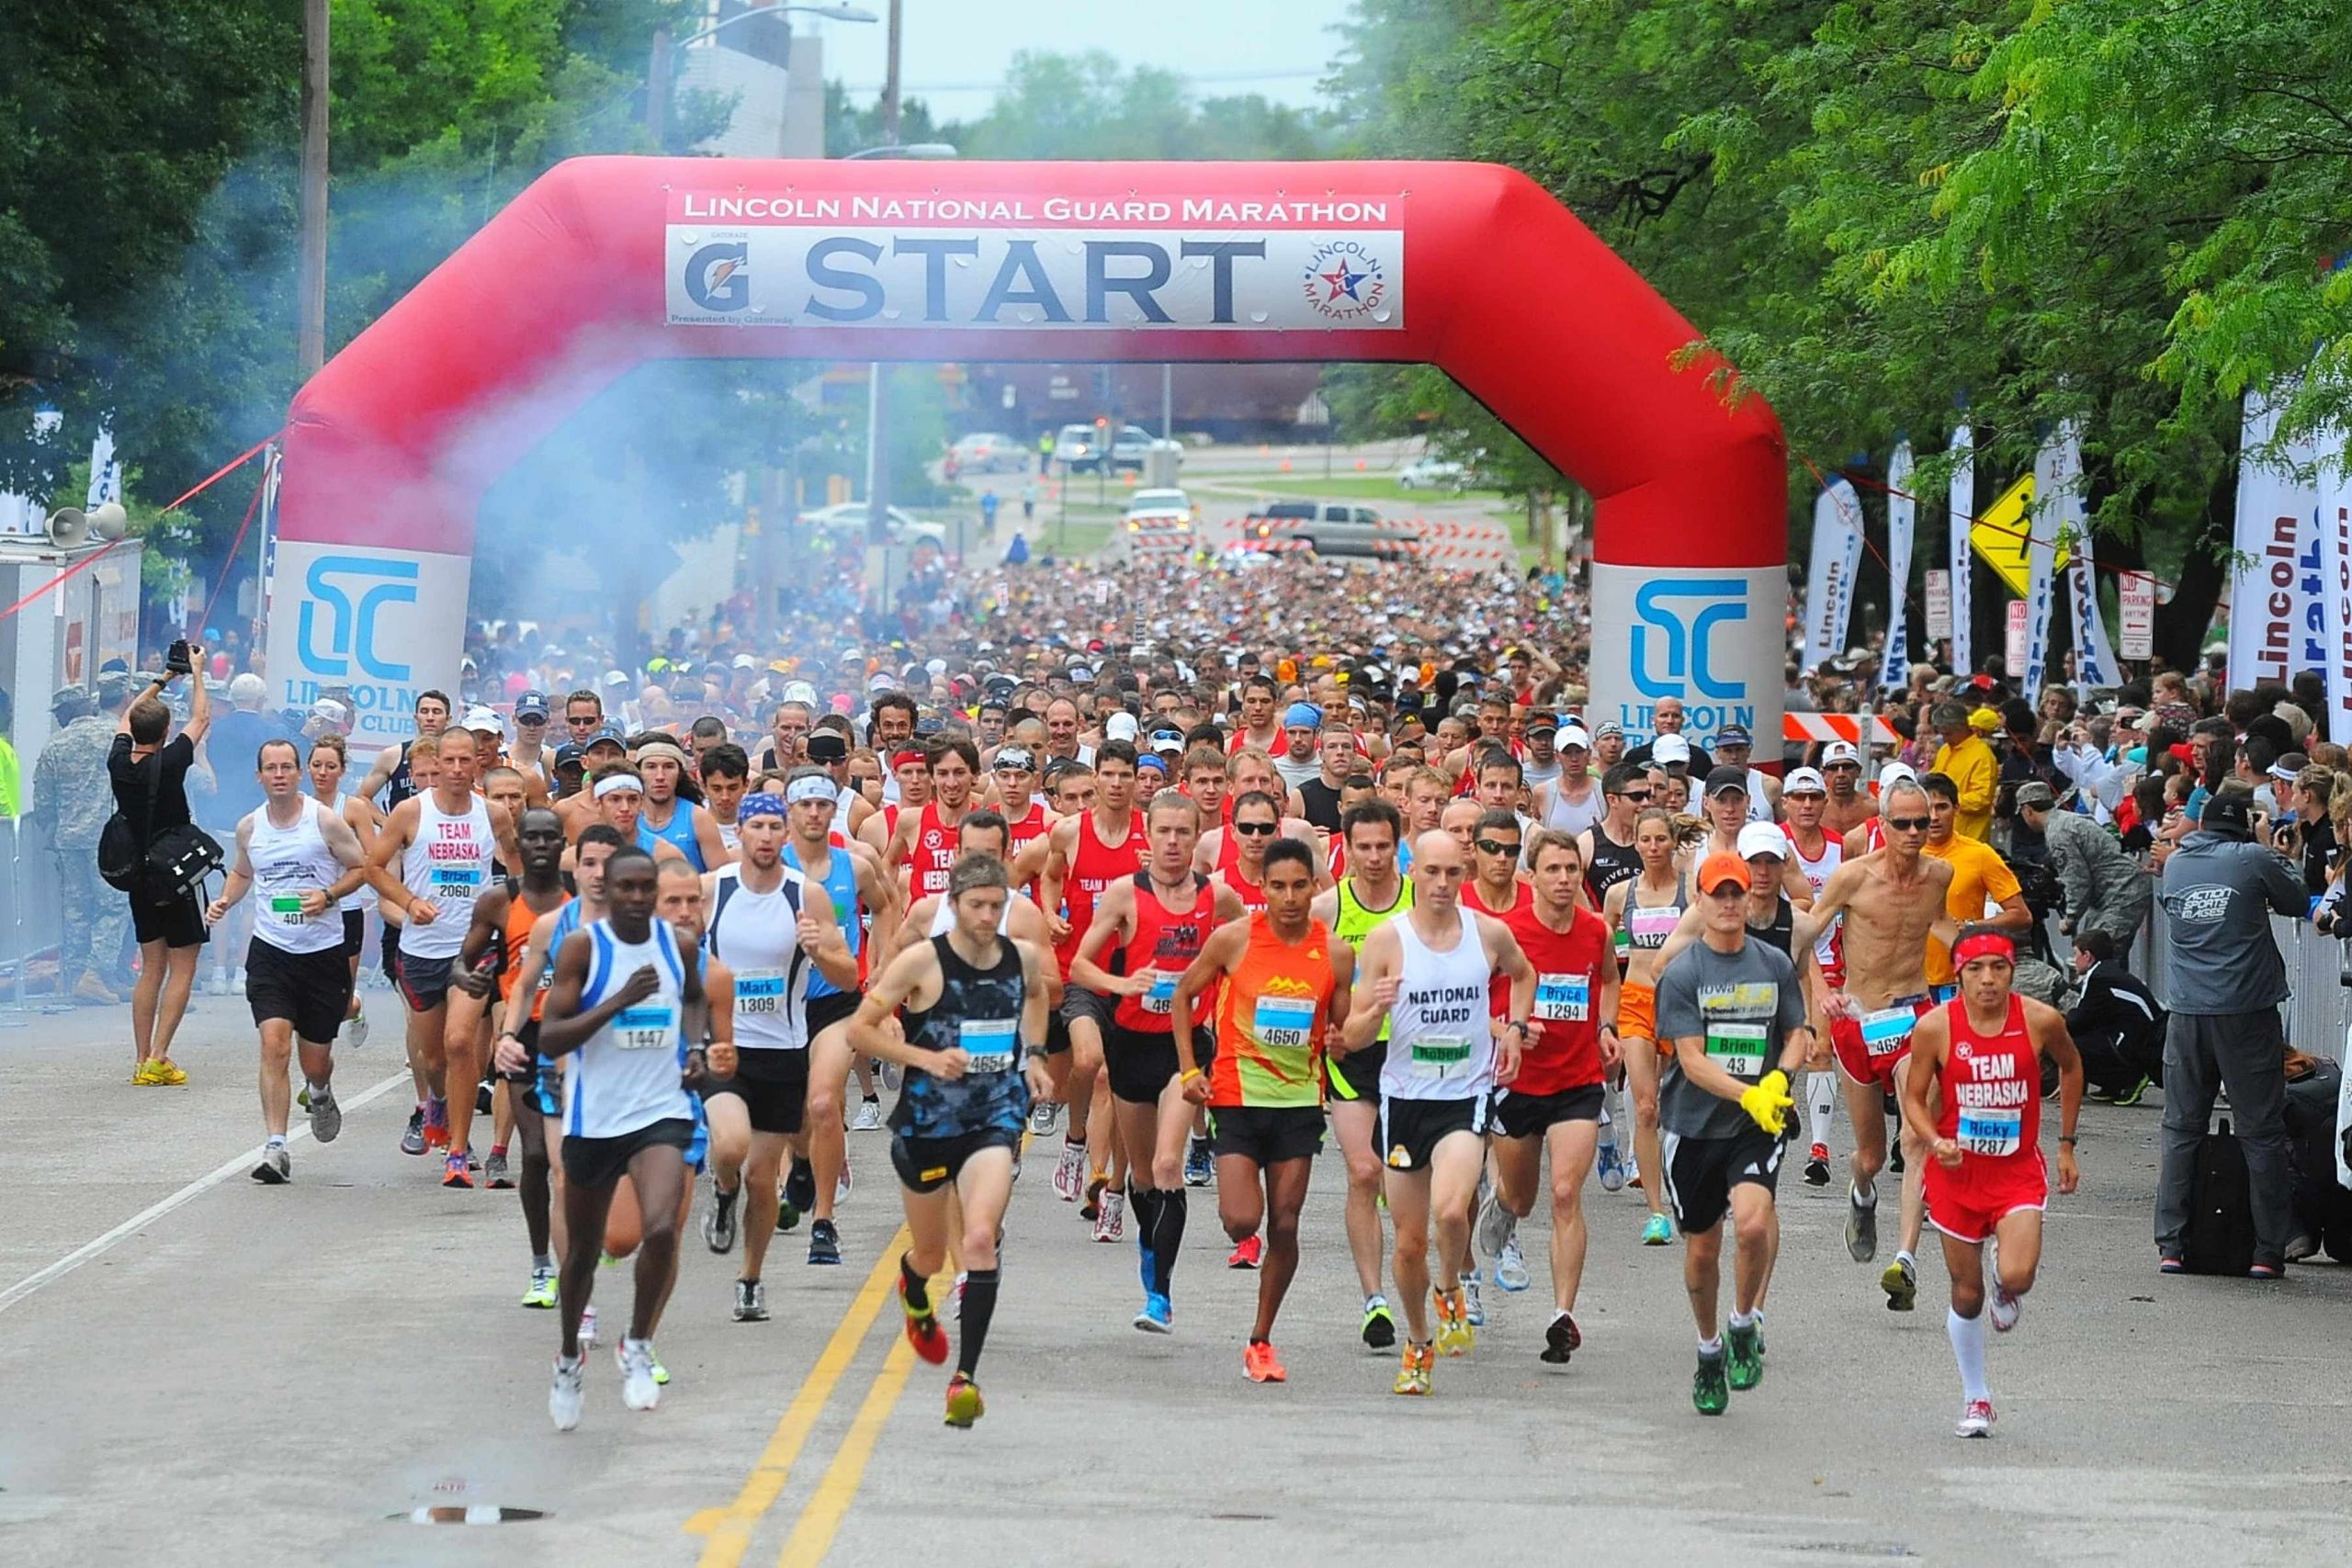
[[107, 639, 213, 1086]]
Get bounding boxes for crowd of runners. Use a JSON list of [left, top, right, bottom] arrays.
[[156, 552, 2091, 1439]]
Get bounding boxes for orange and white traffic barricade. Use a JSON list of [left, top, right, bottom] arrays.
[[1781, 712, 1899, 750], [1405, 515, 1515, 569], [1116, 516, 1195, 559]]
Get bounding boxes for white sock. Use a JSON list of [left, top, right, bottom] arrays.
[[1947, 1307, 1990, 1403], [1697, 1335, 1722, 1357], [1897, 1247, 1916, 1270], [1805, 1072, 1837, 1148], [1728, 1308, 1755, 1331]]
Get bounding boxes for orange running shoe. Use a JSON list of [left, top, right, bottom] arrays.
[[1243, 1340, 1287, 1383], [899, 1274, 949, 1365]]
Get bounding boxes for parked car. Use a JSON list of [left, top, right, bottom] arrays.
[[1110, 488, 1196, 558], [796, 502, 948, 547], [1241, 500, 1418, 561], [1396, 455, 1468, 491], [1057, 423, 1156, 473], [948, 432, 1025, 473]]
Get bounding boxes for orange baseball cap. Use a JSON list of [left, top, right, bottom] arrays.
[[1696, 852, 1752, 895]]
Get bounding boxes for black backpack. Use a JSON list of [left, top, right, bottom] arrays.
[[2183, 1116, 2257, 1277], [96, 750, 223, 904]]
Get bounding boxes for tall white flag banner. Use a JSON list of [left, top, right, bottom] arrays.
[[1878, 441, 1916, 693], [2067, 521, 2122, 693], [2317, 423, 2352, 739], [1803, 477, 1863, 672], [1948, 425, 1974, 671], [2228, 389, 2323, 692], [85, 430, 123, 510], [2022, 427, 2071, 697]]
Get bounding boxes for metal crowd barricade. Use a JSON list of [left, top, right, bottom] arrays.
[[2124, 906, 2343, 1065]]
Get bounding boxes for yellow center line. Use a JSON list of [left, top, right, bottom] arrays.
[[683, 1227, 910, 1566], [773, 1325, 922, 1568]]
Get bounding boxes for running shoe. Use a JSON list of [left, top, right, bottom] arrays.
[[252, 1145, 291, 1185], [232, 966, 248, 995], [2157, 1255, 2186, 1275], [835, 1156, 854, 1206], [1053, 1142, 1085, 1202], [1725, 1322, 1763, 1390], [444, 1151, 473, 1190], [521, 1267, 559, 1309], [784, 1157, 818, 1213], [1028, 1100, 1061, 1137], [1134, 1291, 1173, 1333], [852, 1098, 884, 1132], [1804, 1143, 1830, 1187], [1081, 1172, 1107, 1221], [2249, 1259, 2286, 1280], [899, 1276, 948, 1364], [345, 1001, 368, 1050], [1882, 1255, 1917, 1312], [775, 1195, 801, 1233], [2110, 1076, 2151, 1108], [209, 969, 232, 998], [1183, 1138, 1213, 1187], [1889, 1140, 1905, 1175], [619, 1339, 661, 1411], [549, 1356, 584, 1432], [423, 1094, 448, 1150], [1625, 1156, 1642, 1191], [131, 1060, 162, 1086], [483, 1150, 511, 1189], [733, 1279, 768, 1323], [1641, 1213, 1674, 1247], [1434, 1286, 1474, 1357], [150, 1059, 187, 1086], [1541, 1311, 1580, 1365], [1955, 1398, 1996, 1438], [881, 1059, 904, 1091], [704, 1182, 740, 1254], [1692, 1350, 1729, 1416], [1460, 1275, 1486, 1329], [1846, 1183, 1878, 1261], [1495, 1235, 1531, 1293], [1990, 1282, 2021, 1334], [475, 1080, 494, 1117], [1393, 1342, 1434, 1396], [1243, 1340, 1287, 1383], [615, 1341, 670, 1387], [297, 1085, 310, 1111], [401, 1106, 427, 1156], [579, 1303, 598, 1348], [308, 1086, 342, 1145], [1596, 1137, 1626, 1193], [1362, 1296, 1397, 1350], [808, 1218, 842, 1266], [1092, 1189, 1125, 1243], [944, 1372, 984, 1427], [1475, 1187, 1515, 1262], [1226, 1234, 1263, 1269]]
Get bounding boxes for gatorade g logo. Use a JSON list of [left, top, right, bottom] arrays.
[[1629, 579, 1747, 700], [1387, 1145, 1411, 1168], [684, 242, 750, 312], [299, 556, 418, 680]]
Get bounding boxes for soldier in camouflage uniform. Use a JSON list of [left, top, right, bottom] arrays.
[[34, 680, 132, 1003]]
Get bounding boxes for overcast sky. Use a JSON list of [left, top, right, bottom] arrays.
[[802, 0, 1358, 122]]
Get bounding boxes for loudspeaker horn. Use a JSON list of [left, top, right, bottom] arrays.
[[44, 507, 88, 548], [86, 502, 129, 541]]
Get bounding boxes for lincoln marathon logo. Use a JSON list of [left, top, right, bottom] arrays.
[[664, 190, 1406, 333]]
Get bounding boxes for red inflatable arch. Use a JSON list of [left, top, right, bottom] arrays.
[[269, 157, 1786, 750]]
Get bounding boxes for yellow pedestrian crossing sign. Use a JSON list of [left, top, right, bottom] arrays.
[[1970, 473, 2067, 596]]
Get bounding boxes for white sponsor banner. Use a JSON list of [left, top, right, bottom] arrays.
[[262, 540, 472, 755], [1589, 562, 1784, 754], [2051, 423, 2120, 693], [2006, 599, 2028, 675], [1924, 569, 1952, 642], [1802, 478, 1862, 673], [2319, 423, 2352, 739], [2227, 388, 2322, 691], [1878, 440, 1916, 692], [666, 224, 1405, 331], [2118, 570, 2156, 660], [86, 429, 122, 509], [1948, 424, 1974, 672], [2021, 427, 2071, 696]]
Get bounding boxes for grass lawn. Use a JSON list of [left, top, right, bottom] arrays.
[[1196, 473, 1512, 505]]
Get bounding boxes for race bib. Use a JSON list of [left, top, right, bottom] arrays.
[[1534, 972, 1589, 1022], [267, 892, 309, 928], [1628, 905, 1680, 948], [1860, 1006, 1917, 1060], [1253, 995, 1317, 1052], [1703, 1020, 1768, 1077], [959, 1016, 1018, 1074], [734, 967, 786, 1016], [1141, 971, 1179, 1016], [614, 1004, 676, 1052], [1956, 1108, 2022, 1156], [432, 865, 484, 901], [1409, 1035, 1470, 1075]]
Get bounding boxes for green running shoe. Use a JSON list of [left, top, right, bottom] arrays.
[[1641, 1213, 1674, 1247], [1692, 1350, 1730, 1416], [520, 1268, 558, 1309], [1725, 1322, 1763, 1391]]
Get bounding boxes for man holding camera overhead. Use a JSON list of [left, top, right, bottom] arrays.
[[108, 639, 213, 1085]]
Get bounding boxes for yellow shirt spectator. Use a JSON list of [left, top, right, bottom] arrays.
[[1923, 831, 2023, 987], [1930, 728, 1998, 841]]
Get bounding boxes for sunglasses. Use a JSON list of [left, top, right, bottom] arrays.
[[568, 715, 599, 727], [1885, 815, 1931, 831], [1233, 820, 1278, 836], [1475, 839, 1521, 856], [1614, 789, 1653, 803]]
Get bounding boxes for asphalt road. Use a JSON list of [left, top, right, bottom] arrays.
[[4, 990, 2348, 1567]]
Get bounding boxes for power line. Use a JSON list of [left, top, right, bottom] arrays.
[[833, 65, 1329, 95]]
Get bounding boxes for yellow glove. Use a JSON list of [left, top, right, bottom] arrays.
[[1738, 1069, 1794, 1136]]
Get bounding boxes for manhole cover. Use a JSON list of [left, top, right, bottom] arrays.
[[392, 1506, 548, 1525]]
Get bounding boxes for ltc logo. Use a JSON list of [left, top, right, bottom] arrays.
[[299, 556, 417, 680], [1629, 580, 1747, 699], [684, 242, 750, 312]]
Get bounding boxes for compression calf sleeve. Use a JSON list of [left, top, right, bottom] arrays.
[[957, 1268, 1000, 1376], [1948, 1307, 1989, 1403], [1805, 1071, 1837, 1147], [1151, 1188, 1188, 1295], [899, 1250, 931, 1314]]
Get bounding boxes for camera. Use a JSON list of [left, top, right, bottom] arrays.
[[165, 638, 194, 676]]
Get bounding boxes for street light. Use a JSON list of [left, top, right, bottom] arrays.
[[647, 4, 877, 141]]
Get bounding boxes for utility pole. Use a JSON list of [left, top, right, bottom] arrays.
[[297, 0, 331, 378], [645, 22, 672, 145]]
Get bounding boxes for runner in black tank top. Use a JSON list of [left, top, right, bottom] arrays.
[[1585, 818, 1641, 908]]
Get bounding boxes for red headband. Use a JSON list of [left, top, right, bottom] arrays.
[[892, 749, 927, 770], [1951, 931, 2016, 968]]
